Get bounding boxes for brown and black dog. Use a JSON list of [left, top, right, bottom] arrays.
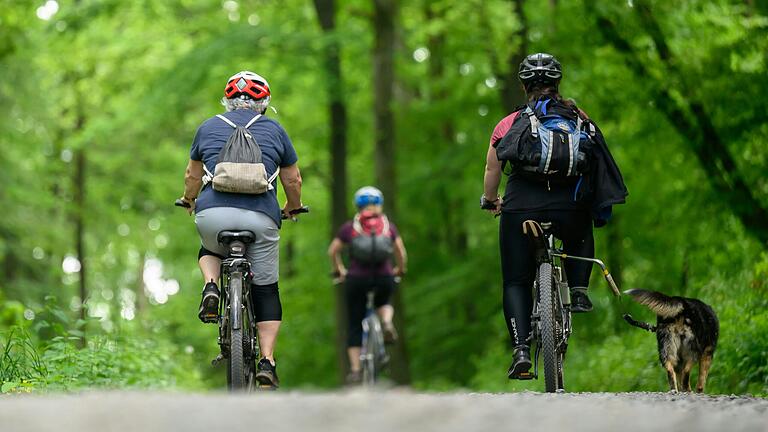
[[624, 289, 719, 393]]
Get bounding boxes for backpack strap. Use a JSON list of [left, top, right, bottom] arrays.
[[245, 114, 262, 128], [380, 215, 391, 237], [216, 113, 263, 129], [202, 163, 214, 186], [266, 167, 280, 191], [352, 213, 363, 235], [566, 116, 584, 176], [215, 114, 238, 128], [523, 106, 540, 138]]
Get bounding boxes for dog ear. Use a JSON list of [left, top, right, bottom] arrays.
[[625, 289, 683, 318]]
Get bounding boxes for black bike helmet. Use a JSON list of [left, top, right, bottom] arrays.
[[518, 53, 562, 90]]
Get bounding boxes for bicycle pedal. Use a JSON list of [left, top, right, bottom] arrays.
[[258, 384, 277, 391], [211, 354, 225, 367], [515, 372, 535, 380], [199, 313, 218, 324]]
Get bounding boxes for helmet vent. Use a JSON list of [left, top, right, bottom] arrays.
[[236, 78, 247, 90]]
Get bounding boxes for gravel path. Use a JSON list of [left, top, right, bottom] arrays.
[[2, 390, 766, 432]]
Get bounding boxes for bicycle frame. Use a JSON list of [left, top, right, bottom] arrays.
[[360, 290, 387, 386], [529, 226, 621, 388]]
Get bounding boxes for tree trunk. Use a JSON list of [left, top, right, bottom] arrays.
[[372, 0, 411, 385], [426, 3, 467, 255], [592, 3, 768, 246], [312, 0, 350, 383], [134, 253, 147, 319], [497, 0, 528, 112], [73, 146, 87, 344]]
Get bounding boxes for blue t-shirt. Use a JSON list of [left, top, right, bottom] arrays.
[[190, 109, 298, 227]]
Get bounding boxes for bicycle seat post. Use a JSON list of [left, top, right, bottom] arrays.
[[366, 290, 375, 313]]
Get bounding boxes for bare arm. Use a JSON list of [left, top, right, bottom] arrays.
[[181, 159, 204, 214], [184, 160, 204, 199], [328, 238, 347, 278], [393, 236, 407, 275], [483, 144, 503, 212], [279, 163, 303, 213]]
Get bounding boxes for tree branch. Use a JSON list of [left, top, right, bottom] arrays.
[[593, 6, 768, 245]]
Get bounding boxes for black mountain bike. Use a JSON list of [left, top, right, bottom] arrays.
[[520, 219, 620, 392], [176, 199, 308, 391], [482, 199, 621, 392]]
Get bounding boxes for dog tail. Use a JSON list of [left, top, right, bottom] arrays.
[[624, 289, 684, 318]]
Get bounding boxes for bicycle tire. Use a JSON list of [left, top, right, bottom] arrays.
[[361, 316, 379, 386], [229, 275, 246, 391], [538, 262, 561, 393]]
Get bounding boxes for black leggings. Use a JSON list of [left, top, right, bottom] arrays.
[[345, 276, 396, 347], [251, 282, 282, 322], [500, 210, 594, 347]]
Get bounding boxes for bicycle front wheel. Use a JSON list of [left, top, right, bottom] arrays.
[[538, 262, 563, 393], [361, 315, 381, 386]]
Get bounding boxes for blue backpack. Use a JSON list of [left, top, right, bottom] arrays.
[[495, 98, 595, 180]]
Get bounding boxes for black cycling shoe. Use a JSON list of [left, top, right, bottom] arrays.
[[570, 288, 593, 313], [255, 358, 279, 388], [198, 282, 220, 323], [508, 345, 533, 380]]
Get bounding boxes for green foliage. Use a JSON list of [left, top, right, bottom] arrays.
[[0, 300, 204, 393]]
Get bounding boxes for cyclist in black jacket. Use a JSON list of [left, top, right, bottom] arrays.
[[482, 53, 626, 379]]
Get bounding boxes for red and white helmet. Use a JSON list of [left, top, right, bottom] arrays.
[[224, 71, 271, 100]]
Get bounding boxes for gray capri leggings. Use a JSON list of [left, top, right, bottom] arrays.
[[195, 207, 280, 285]]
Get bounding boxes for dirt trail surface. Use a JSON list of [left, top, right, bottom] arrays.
[[2, 390, 766, 432]]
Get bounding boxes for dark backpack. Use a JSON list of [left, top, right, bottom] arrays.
[[494, 98, 596, 180], [348, 214, 394, 266], [202, 114, 279, 194]]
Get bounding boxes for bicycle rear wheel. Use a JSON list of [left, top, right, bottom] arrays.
[[538, 262, 563, 392], [228, 275, 247, 391]]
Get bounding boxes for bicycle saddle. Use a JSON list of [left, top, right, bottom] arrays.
[[217, 230, 256, 245], [522, 220, 549, 264]]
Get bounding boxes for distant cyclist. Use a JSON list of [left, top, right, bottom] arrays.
[[482, 53, 626, 379], [328, 186, 408, 384], [179, 71, 304, 387]]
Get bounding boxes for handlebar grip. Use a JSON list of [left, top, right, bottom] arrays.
[[282, 206, 310, 220], [174, 199, 191, 209]]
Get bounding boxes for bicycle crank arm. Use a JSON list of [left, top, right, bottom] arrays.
[[552, 254, 621, 297]]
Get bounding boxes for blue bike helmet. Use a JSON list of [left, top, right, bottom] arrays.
[[354, 186, 384, 209]]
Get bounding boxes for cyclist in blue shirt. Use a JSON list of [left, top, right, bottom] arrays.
[[179, 71, 304, 387]]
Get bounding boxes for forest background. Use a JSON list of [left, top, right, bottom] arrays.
[[1, 0, 767, 395]]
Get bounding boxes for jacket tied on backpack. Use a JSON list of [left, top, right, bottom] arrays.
[[348, 212, 394, 266], [202, 113, 279, 194]]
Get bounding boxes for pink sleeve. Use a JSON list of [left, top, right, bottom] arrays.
[[489, 111, 521, 147]]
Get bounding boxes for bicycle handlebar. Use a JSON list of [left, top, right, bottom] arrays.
[[174, 198, 192, 208], [281, 206, 310, 220]]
